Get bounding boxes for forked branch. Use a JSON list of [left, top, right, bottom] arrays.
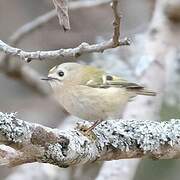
[[0, 0, 130, 62]]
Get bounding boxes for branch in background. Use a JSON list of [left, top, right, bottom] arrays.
[[0, 0, 111, 96], [0, 0, 130, 62], [9, 0, 112, 46], [0, 52, 50, 96], [164, 0, 180, 22], [52, 0, 70, 31], [0, 112, 180, 168], [111, 0, 121, 46], [96, 0, 178, 179], [0, 0, 112, 67], [0, 0, 123, 96]]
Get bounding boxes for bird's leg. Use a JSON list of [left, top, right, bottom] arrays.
[[85, 119, 103, 134], [76, 119, 103, 141]]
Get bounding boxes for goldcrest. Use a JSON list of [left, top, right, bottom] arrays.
[[42, 63, 156, 132]]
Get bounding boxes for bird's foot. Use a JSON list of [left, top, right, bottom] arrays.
[[76, 119, 103, 141], [75, 124, 97, 141]]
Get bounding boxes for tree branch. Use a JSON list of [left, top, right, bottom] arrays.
[[0, 112, 180, 168], [111, 0, 121, 46], [0, 0, 128, 96], [96, 0, 175, 178], [9, 0, 112, 46], [0, 0, 130, 62], [0, 38, 130, 63], [0, 0, 114, 96]]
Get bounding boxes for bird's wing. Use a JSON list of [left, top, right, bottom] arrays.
[[85, 73, 141, 88], [85, 73, 156, 96]]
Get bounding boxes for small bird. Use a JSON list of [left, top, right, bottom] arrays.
[[42, 62, 156, 134]]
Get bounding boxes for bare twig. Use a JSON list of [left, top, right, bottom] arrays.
[[8, 10, 56, 46], [53, 0, 70, 31], [0, 113, 180, 168], [0, 0, 127, 96], [0, 0, 112, 96], [0, 38, 130, 62], [111, 0, 121, 46], [0, 0, 112, 67], [0, 0, 130, 62], [0, 54, 50, 96], [96, 0, 177, 179], [9, 0, 111, 46]]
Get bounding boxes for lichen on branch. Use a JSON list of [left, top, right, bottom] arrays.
[[0, 112, 180, 168]]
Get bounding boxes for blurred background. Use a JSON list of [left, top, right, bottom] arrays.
[[0, 0, 180, 180]]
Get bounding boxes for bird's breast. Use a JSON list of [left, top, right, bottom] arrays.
[[55, 85, 131, 121]]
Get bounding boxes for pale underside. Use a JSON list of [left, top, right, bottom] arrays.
[[56, 85, 135, 121]]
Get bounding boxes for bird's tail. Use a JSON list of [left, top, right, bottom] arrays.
[[121, 82, 156, 96]]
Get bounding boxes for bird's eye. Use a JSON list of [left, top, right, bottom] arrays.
[[106, 75, 113, 81], [58, 70, 64, 77]]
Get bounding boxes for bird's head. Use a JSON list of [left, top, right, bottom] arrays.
[[42, 62, 83, 89]]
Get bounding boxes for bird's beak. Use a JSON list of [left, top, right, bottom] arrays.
[[41, 77, 54, 81], [41, 76, 61, 82]]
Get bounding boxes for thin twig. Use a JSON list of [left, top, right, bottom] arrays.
[[111, 0, 121, 46], [0, 38, 130, 62], [9, 0, 111, 46], [0, 0, 130, 62], [0, 0, 127, 96], [0, 0, 112, 95]]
